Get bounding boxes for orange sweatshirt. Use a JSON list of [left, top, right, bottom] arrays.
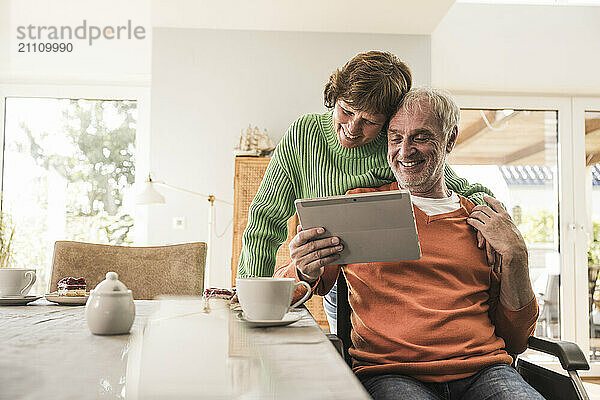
[[274, 182, 538, 382]]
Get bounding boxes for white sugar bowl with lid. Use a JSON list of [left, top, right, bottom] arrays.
[[85, 272, 135, 335]]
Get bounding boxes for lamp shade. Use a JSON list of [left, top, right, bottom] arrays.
[[136, 181, 166, 205]]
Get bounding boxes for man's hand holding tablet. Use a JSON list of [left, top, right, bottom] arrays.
[[289, 225, 344, 283]]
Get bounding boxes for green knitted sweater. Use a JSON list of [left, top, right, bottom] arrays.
[[237, 111, 494, 278]]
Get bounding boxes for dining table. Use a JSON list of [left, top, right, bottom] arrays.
[[0, 296, 371, 400]]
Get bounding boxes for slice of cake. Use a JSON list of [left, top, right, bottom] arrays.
[[57, 277, 87, 297], [203, 287, 235, 300]]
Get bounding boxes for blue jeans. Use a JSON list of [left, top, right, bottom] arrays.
[[323, 282, 337, 334], [359, 364, 546, 400]]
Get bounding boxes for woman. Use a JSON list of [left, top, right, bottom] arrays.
[[237, 51, 493, 331]]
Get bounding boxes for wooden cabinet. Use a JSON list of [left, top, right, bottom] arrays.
[[231, 156, 329, 330], [231, 156, 271, 281]]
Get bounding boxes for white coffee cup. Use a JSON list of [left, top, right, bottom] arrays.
[[236, 277, 312, 321], [0, 268, 37, 297]]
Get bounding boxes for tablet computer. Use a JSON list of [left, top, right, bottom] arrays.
[[294, 190, 421, 265]]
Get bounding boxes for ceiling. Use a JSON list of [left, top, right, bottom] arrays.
[[151, 0, 456, 35]]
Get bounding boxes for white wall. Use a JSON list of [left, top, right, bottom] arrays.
[[0, 0, 151, 85], [432, 3, 600, 94], [0, 1, 9, 74], [149, 28, 431, 287]]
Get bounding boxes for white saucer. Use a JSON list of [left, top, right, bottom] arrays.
[[237, 312, 302, 328], [0, 295, 42, 306], [45, 292, 89, 306]]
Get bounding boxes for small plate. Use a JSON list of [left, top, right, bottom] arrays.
[[0, 295, 42, 306], [237, 312, 302, 328], [45, 292, 89, 305]]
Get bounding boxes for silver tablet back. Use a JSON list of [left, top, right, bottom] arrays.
[[294, 191, 421, 264]]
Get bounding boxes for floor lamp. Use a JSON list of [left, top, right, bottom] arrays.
[[136, 174, 232, 289]]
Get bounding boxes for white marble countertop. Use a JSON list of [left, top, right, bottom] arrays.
[[0, 298, 370, 400]]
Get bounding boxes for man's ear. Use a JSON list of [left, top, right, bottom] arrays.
[[446, 126, 458, 153]]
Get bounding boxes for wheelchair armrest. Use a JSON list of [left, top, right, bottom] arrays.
[[527, 336, 590, 371]]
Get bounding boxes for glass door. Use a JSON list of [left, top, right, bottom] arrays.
[[573, 99, 600, 372], [587, 110, 600, 360], [455, 95, 575, 368], [450, 108, 560, 339]]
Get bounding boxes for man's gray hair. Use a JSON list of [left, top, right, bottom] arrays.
[[399, 87, 460, 138]]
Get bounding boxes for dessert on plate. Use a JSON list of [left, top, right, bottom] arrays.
[[57, 277, 87, 297], [203, 287, 235, 300]]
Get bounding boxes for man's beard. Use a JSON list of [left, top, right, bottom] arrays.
[[391, 157, 446, 194]]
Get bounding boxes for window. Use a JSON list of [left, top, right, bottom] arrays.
[[1, 97, 137, 295]]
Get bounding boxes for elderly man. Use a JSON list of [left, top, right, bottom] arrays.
[[274, 87, 543, 400]]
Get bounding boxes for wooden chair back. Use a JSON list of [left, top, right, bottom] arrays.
[[49, 241, 206, 299]]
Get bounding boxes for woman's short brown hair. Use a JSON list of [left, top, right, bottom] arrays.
[[324, 51, 412, 118]]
